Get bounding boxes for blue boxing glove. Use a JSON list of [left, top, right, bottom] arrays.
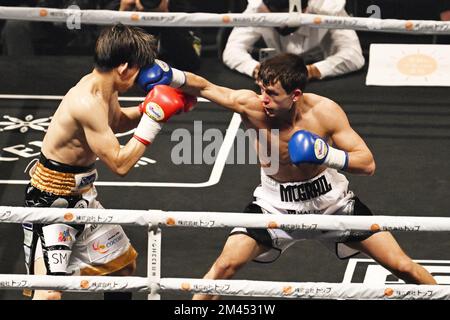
[[136, 59, 186, 92], [288, 130, 348, 170]]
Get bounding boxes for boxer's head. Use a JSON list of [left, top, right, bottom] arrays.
[[257, 53, 307, 117], [94, 24, 157, 92]]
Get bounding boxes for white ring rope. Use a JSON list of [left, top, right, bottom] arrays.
[[0, 94, 209, 103], [1, 206, 448, 299], [0, 274, 153, 293], [1, 206, 450, 233], [0, 274, 447, 300], [0, 6, 449, 34], [161, 278, 448, 300]]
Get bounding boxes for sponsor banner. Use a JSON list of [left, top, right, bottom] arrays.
[[366, 44, 450, 87]]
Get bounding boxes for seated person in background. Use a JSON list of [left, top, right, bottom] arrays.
[[222, 0, 365, 80], [103, 0, 201, 71], [440, 5, 450, 21], [437, 2, 450, 44]]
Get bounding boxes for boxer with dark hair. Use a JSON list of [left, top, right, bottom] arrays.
[[23, 24, 195, 300], [143, 52, 436, 299]]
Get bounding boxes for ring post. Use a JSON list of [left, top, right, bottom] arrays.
[[147, 223, 162, 300]]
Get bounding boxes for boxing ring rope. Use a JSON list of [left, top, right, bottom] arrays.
[[0, 6, 449, 34], [0, 274, 448, 300], [2, 206, 450, 232], [1, 206, 450, 300]]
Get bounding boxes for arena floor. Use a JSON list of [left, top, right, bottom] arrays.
[[0, 55, 449, 300]]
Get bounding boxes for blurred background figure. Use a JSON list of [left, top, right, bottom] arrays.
[[103, 0, 201, 71], [0, 1, 443, 66], [440, 3, 450, 21], [1, 0, 99, 56], [222, 0, 365, 80], [437, 2, 450, 44]]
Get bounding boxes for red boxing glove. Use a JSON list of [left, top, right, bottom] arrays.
[[139, 85, 197, 122], [134, 85, 197, 146]]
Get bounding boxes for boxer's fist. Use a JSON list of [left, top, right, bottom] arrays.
[[140, 85, 196, 122], [288, 130, 348, 170], [136, 59, 173, 92], [136, 59, 186, 92], [134, 85, 197, 145]]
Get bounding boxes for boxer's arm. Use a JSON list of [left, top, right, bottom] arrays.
[[110, 97, 141, 133], [181, 72, 260, 115], [78, 99, 146, 176], [116, 106, 141, 131], [319, 100, 375, 175]]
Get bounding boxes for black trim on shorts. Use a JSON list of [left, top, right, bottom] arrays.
[[228, 231, 279, 264], [352, 196, 373, 216], [40, 153, 95, 174], [24, 183, 89, 208], [229, 200, 274, 253], [237, 197, 376, 261], [336, 196, 375, 260], [335, 244, 361, 260]]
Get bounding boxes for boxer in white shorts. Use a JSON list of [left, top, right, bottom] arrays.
[[231, 168, 373, 263], [164, 52, 437, 299]]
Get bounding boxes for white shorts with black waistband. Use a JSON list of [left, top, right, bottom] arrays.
[[231, 168, 372, 262]]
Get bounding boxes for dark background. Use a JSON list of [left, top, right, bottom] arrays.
[[0, 0, 448, 57]]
